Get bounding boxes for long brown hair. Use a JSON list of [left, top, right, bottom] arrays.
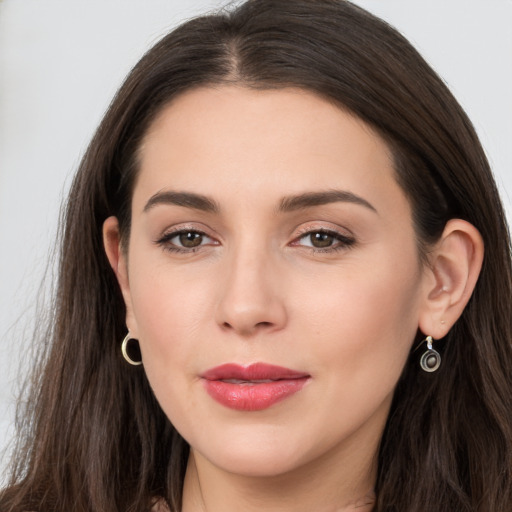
[[2, 1, 511, 511]]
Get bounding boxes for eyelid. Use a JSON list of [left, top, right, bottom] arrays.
[[293, 221, 354, 240], [154, 224, 220, 252], [290, 224, 356, 252], [153, 222, 356, 254]]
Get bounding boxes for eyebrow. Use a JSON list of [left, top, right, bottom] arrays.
[[278, 190, 378, 214], [143, 190, 219, 213], [142, 188, 377, 215]]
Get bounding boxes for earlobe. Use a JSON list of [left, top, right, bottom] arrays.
[[103, 216, 138, 335], [418, 219, 484, 339]]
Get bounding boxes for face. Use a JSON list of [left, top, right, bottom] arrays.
[[114, 86, 429, 478]]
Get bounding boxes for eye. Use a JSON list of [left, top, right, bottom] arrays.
[[156, 229, 217, 252], [302, 232, 336, 248], [175, 231, 206, 248], [293, 229, 355, 252]]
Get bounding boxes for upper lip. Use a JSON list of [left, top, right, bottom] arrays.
[[201, 362, 310, 381]]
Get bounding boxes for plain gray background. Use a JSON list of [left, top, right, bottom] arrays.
[[1, 0, 511, 475]]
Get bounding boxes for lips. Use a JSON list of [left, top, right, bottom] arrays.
[[201, 363, 310, 411]]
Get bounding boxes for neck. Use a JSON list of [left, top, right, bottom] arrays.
[[181, 436, 378, 512]]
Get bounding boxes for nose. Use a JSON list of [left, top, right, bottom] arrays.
[[215, 246, 287, 337]]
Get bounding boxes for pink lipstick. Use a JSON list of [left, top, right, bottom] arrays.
[[201, 363, 310, 411]]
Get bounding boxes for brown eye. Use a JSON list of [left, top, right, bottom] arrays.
[[156, 229, 216, 253], [293, 229, 355, 252], [310, 232, 335, 248], [179, 231, 203, 248]]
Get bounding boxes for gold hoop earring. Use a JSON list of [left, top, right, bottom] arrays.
[[121, 333, 142, 366], [419, 336, 441, 372]]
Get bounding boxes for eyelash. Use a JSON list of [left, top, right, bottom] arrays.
[[155, 228, 215, 254], [292, 228, 356, 253], [155, 227, 356, 254]]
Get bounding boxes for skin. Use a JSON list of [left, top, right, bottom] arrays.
[[104, 86, 484, 512]]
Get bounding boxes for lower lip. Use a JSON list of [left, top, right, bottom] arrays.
[[203, 378, 309, 411]]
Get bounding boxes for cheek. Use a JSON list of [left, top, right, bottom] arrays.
[[126, 251, 218, 375], [128, 269, 213, 426], [293, 248, 423, 384], [133, 290, 210, 353], [282, 257, 423, 451]]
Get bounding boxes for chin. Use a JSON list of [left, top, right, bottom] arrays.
[[191, 426, 310, 478], [207, 450, 305, 478]]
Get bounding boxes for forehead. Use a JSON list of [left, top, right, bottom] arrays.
[[134, 86, 404, 216]]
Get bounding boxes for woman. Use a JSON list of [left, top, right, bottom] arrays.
[[2, 1, 511, 511]]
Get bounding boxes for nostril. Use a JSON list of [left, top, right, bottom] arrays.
[[256, 321, 273, 328], [221, 320, 274, 334]]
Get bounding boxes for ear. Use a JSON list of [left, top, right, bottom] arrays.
[[103, 216, 139, 337], [418, 219, 484, 339]]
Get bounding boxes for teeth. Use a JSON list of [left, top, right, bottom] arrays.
[[221, 379, 275, 384]]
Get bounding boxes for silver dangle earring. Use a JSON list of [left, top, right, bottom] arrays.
[[121, 333, 142, 366], [419, 335, 441, 372]]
